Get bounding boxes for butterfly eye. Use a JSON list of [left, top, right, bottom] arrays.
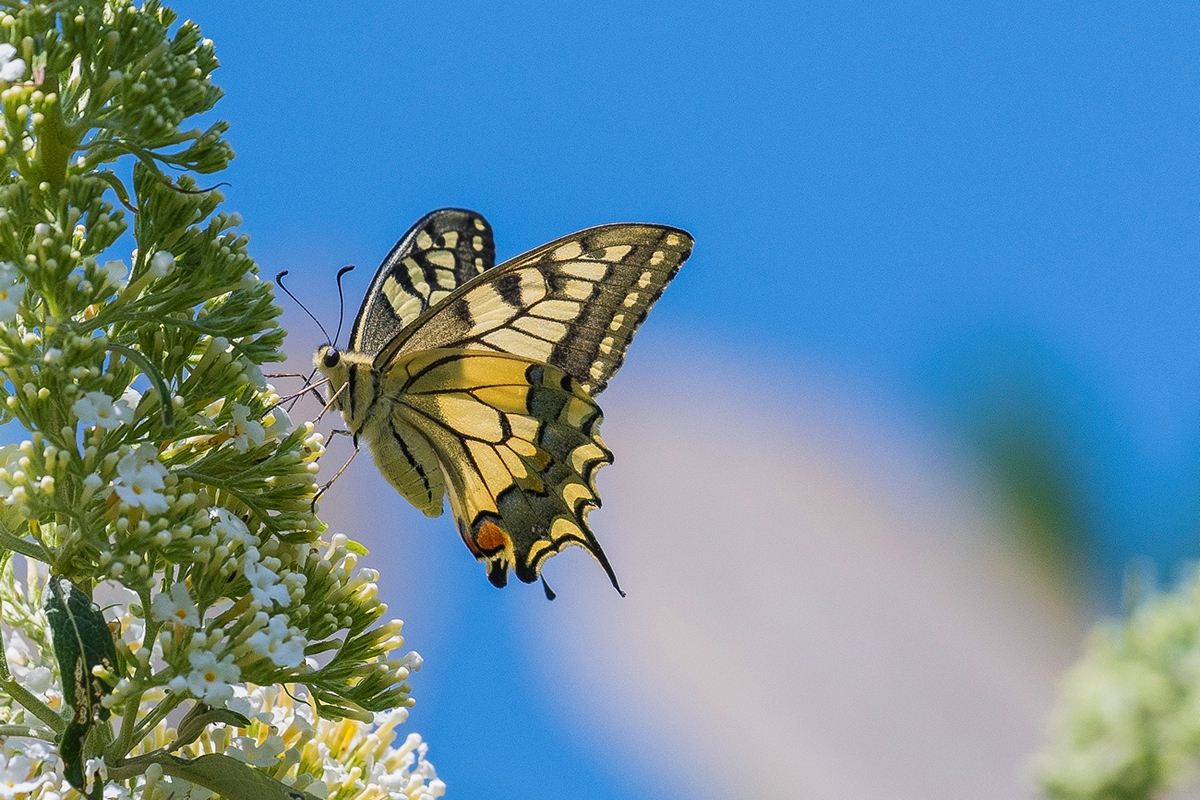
[[323, 348, 341, 369]]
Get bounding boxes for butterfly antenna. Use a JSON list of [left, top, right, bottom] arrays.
[[276, 270, 335, 344], [333, 265, 355, 347]]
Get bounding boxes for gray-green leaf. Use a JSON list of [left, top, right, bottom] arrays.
[[44, 576, 119, 791]]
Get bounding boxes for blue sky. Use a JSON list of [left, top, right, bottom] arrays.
[[162, 1, 1197, 796]]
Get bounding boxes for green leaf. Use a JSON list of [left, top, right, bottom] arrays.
[[57, 720, 88, 791], [113, 753, 321, 800], [44, 576, 120, 792], [172, 702, 251, 752]]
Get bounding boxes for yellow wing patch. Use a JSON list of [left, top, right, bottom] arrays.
[[378, 348, 619, 590]]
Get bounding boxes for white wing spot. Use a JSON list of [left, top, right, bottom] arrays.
[[416, 231, 434, 250], [475, 257, 485, 269], [554, 241, 584, 260], [442, 231, 459, 248], [517, 268, 549, 305], [427, 250, 456, 270], [638, 270, 654, 288], [623, 291, 640, 308], [472, 235, 484, 252], [414, 281, 430, 296], [473, 217, 487, 231], [404, 258, 424, 286], [513, 316, 567, 341], [484, 328, 554, 361], [561, 279, 594, 301], [429, 289, 451, 306], [384, 276, 420, 316], [561, 261, 608, 280], [395, 294, 423, 322], [599, 335, 615, 354], [584, 244, 632, 262], [609, 314, 625, 331], [465, 285, 518, 333], [433, 267, 457, 289], [531, 299, 581, 321], [665, 234, 681, 246], [589, 361, 605, 380], [650, 250, 666, 266]]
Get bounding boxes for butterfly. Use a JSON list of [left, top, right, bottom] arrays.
[[314, 208, 692, 595]]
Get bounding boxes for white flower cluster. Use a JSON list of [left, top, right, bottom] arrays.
[[1036, 565, 1200, 798], [1, 558, 436, 800]]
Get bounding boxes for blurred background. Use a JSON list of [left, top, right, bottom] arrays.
[[155, 1, 1200, 797]]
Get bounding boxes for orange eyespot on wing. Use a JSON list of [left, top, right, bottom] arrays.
[[474, 519, 511, 554]]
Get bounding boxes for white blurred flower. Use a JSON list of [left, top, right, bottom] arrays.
[[102, 259, 128, 288], [264, 405, 292, 440], [151, 582, 200, 628], [227, 403, 265, 452], [0, 752, 39, 799], [148, 250, 175, 278], [0, 43, 26, 83], [0, 262, 25, 323], [72, 391, 132, 430]]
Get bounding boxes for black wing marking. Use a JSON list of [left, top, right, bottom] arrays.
[[349, 208, 496, 356]]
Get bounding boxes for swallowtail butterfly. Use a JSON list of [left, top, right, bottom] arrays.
[[314, 209, 692, 594]]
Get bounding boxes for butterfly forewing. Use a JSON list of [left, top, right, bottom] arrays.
[[350, 208, 496, 356], [376, 224, 693, 396], [388, 349, 619, 589]]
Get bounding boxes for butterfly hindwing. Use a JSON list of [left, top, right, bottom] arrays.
[[385, 349, 618, 589], [349, 208, 496, 356], [375, 224, 693, 395]]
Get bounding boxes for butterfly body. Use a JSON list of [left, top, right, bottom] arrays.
[[315, 208, 692, 591]]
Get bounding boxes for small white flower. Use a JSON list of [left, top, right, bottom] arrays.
[[212, 507, 253, 548], [150, 582, 200, 628], [244, 560, 291, 608], [227, 403, 265, 452], [102, 259, 128, 288], [247, 615, 306, 668], [264, 406, 292, 440], [229, 734, 284, 767], [120, 385, 142, 411], [25, 666, 53, 694], [72, 391, 132, 430], [148, 250, 175, 278], [183, 650, 239, 704], [0, 262, 25, 323], [241, 359, 266, 388], [0, 44, 26, 83], [113, 446, 168, 514]]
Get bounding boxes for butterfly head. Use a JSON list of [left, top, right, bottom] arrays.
[[317, 344, 341, 370], [314, 343, 349, 410]]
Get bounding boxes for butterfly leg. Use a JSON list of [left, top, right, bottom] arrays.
[[313, 381, 347, 425], [269, 376, 330, 409], [310, 441, 360, 511]]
